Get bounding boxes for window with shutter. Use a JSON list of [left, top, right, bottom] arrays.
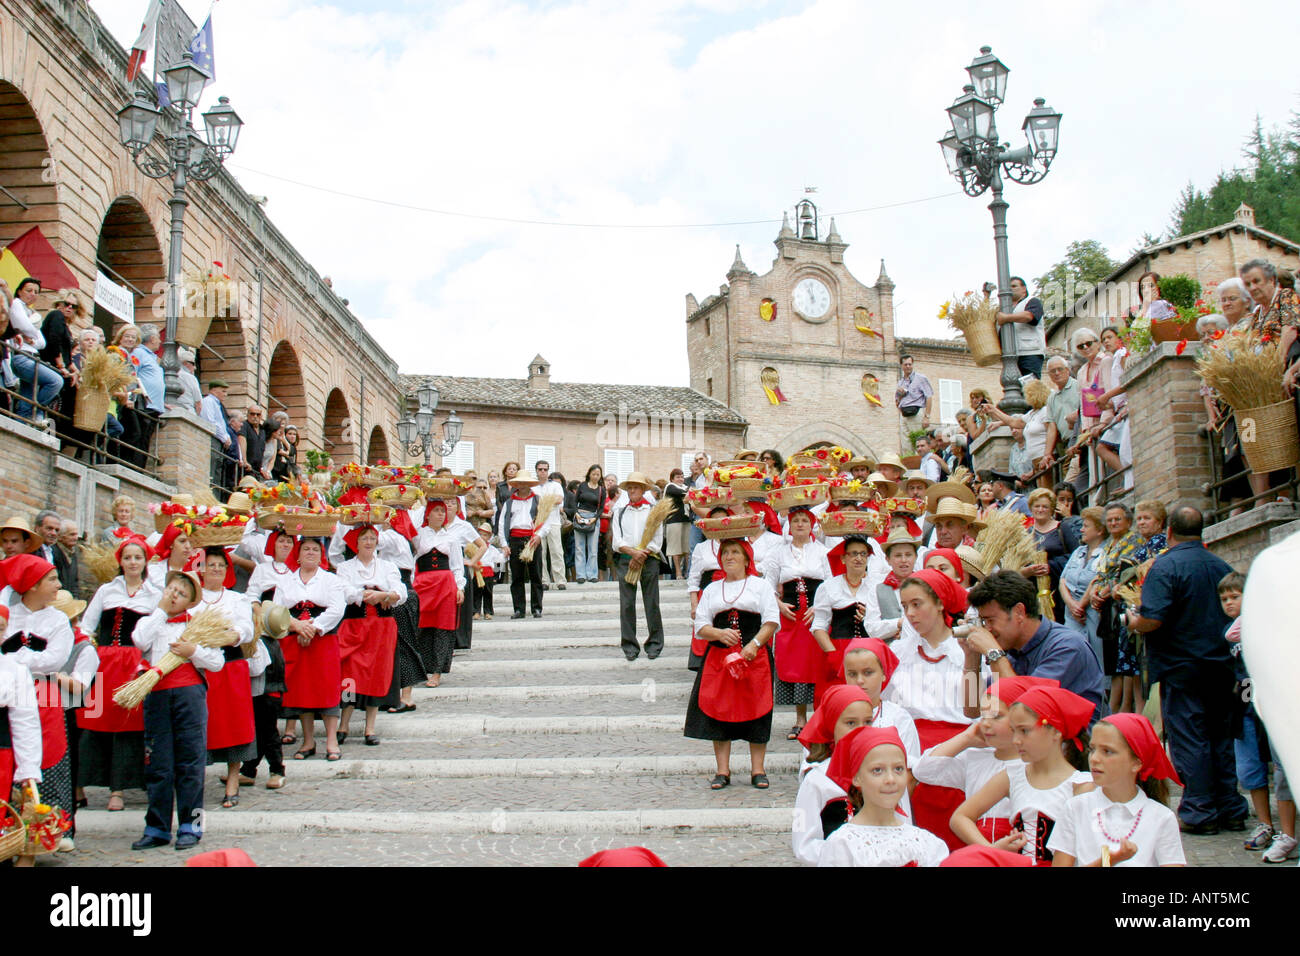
[[939, 379, 964, 424], [603, 449, 634, 483]]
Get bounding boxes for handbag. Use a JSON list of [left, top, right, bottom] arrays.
[[574, 509, 597, 531]]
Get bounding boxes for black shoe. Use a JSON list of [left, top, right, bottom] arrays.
[[532, 609, 542, 618], [556, 584, 566, 590], [131, 834, 170, 850], [511, 611, 525, 619], [1219, 816, 1248, 832], [646, 650, 661, 660], [625, 653, 639, 662], [175, 832, 201, 850], [1180, 820, 1221, 836]]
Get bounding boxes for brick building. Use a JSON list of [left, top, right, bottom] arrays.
[[405, 356, 747, 482], [685, 199, 1002, 459]]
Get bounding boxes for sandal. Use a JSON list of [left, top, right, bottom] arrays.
[[364, 734, 380, 746], [107, 794, 125, 812], [293, 747, 316, 760], [787, 725, 804, 740], [281, 734, 297, 746], [751, 773, 770, 789], [709, 774, 731, 790], [326, 750, 342, 761], [222, 794, 239, 808], [424, 677, 441, 688], [336, 731, 348, 745], [386, 703, 416, 714]]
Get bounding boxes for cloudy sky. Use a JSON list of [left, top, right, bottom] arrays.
[[92, 0, 1299, 386]]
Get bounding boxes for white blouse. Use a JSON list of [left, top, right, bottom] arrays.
[[147, 560, 191, 590], [913, 746, 1016, 820], [818, 822, 950, 867], [1047, 788, 1185, 867], [414, 527, 466, 590], [131, 610, 225, 672], [0, 656, 42, 782], [4, 603, 74, 677], [272, 569, 347, 633], [749, 531, 784, 580], [693, 577, 780, 633], [885, 632, 986, 726], [763, 539, 833, 591], [335, 556, 407, 605], [810, 575, 875, 635], [792, 760, 846, 865], [686, 540, 721, 594], [196, 588, 255, 647], [246, 561, 296, 599], [82, 577, 161, 637], [378, 528, 414, 572], [1005, 761, 1094, 864]]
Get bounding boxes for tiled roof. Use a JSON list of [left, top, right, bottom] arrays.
[[399, 374, 748, 425], [898, 335, 971, 352]]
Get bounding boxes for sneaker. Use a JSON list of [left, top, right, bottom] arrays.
[[1245, 823, 1275, 851], [1262, 833, 1298, 863]]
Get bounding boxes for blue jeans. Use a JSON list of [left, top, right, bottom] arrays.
[[10, 352, 62, 419], [574, 527, 599, 581]]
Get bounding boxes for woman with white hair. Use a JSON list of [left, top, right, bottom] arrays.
[[1216, 277, 1253, 331]]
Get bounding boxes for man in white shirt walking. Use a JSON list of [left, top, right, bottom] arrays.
[[533, 461, 566, 590], [612, 473, 665, 660]]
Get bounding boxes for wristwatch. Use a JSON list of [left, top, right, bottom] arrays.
[[984, 649, 1007, 665]]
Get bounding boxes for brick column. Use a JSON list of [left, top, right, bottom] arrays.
[[1123, 342, 1214, 511], [154, 410, 220, 493], [971, 425, 1015, 476]]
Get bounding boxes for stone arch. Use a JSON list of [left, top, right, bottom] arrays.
[[323, 387, 355, 464], [774, 419, 879, 464], [266, 340, 307, 434], [367, 425, 390, 465], [95, 196, 165, 341], [0, 81, 63, 270]]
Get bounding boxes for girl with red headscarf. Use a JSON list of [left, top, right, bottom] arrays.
[[817, 726, 950, 867], [809, 536, 876, 709], [951, 685, 1095, 865], [411, 498, 465, 689], [78, 536, 158, 811], [791, 684, 873, 864], [247, 530, 301, 748], [887, 568, 986, 850], [147, 523, 196, 589], [1048, 713, 1186, 867], [839, 638, 920, 777], [684, 537, 780, 791]]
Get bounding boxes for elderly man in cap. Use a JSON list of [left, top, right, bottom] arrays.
[[989, 470, 1030, 516], [176, 347, 202, 415], [200, 379, 236, 499], [612, 473, 666, 661]]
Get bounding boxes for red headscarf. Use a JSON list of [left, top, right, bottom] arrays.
[[923, 547, 965, 582], [718, 537, 762, 577], [746, 500, 782, 535], [343, 524, 380, 556], [197, 547, 236, 590], [904, 568, 969, 626], [154, 522, 187, 561], [1102, 713, 1183, 786], [797, 685, 872, 750], [423, 499, 450, 530], [114, 534, 154, 566], [0, 553, 56, 594], [294, 536, 330, 571], [939, 845, 1032, 867], [337, 486, 370, 506], [1014, 686, 1094, 752], [577, 846, 667, 867], [786, 505, 819, 531], [389, 508, 419, 542], [838, 637, 900, 689], [987, 675, 1059, 707], [825, 725, 910, 797], [264, 530, 298, 570]]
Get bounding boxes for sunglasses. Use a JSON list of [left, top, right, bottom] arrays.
[[1076, 340, 1097, 350]]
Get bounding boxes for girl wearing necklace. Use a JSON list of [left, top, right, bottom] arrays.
[[273, 537, 346, 760], [147, 523, 196, 589], [336, 525, 405, 746], [77, 536, 159, 811], [684, 536, 779, 791], [196, 548, 256, 808]]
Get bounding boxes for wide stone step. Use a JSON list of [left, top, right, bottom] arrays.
[[474, 617, 691, 634], [349, 681, 696, 704], [431, 655, 684, 679], [473, 598, 691, 617], [305, 731, 803, 761], [467, 634, 694, 654], [461, 641, 696, 662]]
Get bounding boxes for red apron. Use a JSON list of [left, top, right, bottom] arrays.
[[698, 609, 772, 724], [413, 550, 458, 630], [337, 608, 397, 698], [911, 718, 971, 852], [34, 685, 67, 769], [0, 747, 14, 804], [281, 602, 341, 711], [77, 644, 146, 733], [774, 577, 824, 683], [205, 654, 255, 750]]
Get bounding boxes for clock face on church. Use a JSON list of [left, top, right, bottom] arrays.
[[792, 277, 832, 322]]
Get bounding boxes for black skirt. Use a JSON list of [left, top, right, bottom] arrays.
[[78, 729, 146, 791], [683, 610, 773, 744]]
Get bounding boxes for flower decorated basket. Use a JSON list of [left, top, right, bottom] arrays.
[[686, 485, 737, 509], [0, 800, 27, 860], [422, 477, 470, 500], [729, 476, 773, 494], [697, 512, 764, 540], [337, 461, 402, 488], [248, 481, 310, 508], [768, 482, 829, 511], [785, 464, 836, 480], [338, 503, 395, 526], [257, 510, 338, 536], [368, 484, 424, 509], [18, 783, 71, 856], [188, 521, 249, 549], [714, 460, 771, 474], [820, 511, 887, 538], [880, 496, 926, 517], [829, 481, 875, 503]]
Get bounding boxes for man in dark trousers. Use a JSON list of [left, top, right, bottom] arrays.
[[496, 469, 544, 619], [1127, 503, 1249, 835]]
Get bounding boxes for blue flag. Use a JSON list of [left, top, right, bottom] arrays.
[[155, 13, 214, 109]]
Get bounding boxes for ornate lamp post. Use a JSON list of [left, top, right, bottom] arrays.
[[116, 52, 243, 403], [395, 382, 464, 466], [938, 46, 1061, 412]]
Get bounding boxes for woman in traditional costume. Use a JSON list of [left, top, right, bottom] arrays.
[[335, 525, 405, 745], [411, 498, 465, 688]]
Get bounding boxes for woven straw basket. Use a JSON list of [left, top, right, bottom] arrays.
[[687, 486, 737, 509], [729, 477, 769, 494], [820, 511, 887, 538], [829, 484, 874, 502], [768, 482, 829, 511], [698, 513, 763, 539], [189, 524, 246, 548], [339, 504, 395, 526], [73, 387, 111, 431], [368, 485, 424, 509], [256, 511, 337, 536], [1235, 400, 1300, 475], [963, 319, 1002, 368], [0, 800, 27, 860]]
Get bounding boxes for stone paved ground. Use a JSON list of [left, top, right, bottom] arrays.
[[39, 579, 1286, 867]]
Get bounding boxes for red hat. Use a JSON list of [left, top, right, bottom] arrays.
[[423, 499, 449, 529], [987, 675, 1059, 707], [184, 847, 257, 867], [578, 846, 667, 867], [940, 845, 1031, 867], [198, 547, 236, 590], [337, 486, 369, 506], [1015, 686, 1094, 751], [838, 637, 900, 689], [746, 501, 782, 536], [113, 534, 154, 566], [923, 547, 965, 582], [905, 568, 969, 625], [1101, 713, 1183, 786], [797, 685, 872, 750], [718, 537, 762, 577], [0, 553, 56, 595], [343, 524, 380, 555], [264, 530, 299, 570], [154, 522, 188, 561], [825, 725, 909, 796]]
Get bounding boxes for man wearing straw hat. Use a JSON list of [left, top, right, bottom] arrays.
[[496, 468, 545, 619], [612, 473, 667, 661]]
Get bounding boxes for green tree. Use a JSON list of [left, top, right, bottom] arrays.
[[1034, 239, 1119, 313]]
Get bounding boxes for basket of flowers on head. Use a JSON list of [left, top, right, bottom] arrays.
[[768, 482, 829, 512], [368, 483, 424, 510], [686, 485, 737, 510], [338, 503, 395, 526], [819, 510, 887, 538], [697, 512, 764, 539], [710, 462, 770, 484], [828, 477, 875, 503]]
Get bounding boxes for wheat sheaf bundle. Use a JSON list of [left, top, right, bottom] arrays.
[[112, 608, 238, 709], [79, 347, 134, 394], [192, 486, 222, 509], [81, 542, 124, 585], [624, 496, 678, 584], [976, 509, 1036, 574], [1032, 548, 1054, 619], [943, 293, 999, 332], [1196, 331, 1288, 409], [521, 494, 560, 562]]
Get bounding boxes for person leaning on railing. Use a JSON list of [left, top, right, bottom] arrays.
[[7, 277, 63, 424]]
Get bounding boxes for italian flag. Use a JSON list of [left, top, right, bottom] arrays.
[[126, 0, 166, 83]]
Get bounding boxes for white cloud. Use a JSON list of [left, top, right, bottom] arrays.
[[90, 0, 1300, 386]]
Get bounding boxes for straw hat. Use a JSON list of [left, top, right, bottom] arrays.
[[901, 469, 933, 489], [931, 498, 984, 531], [52, 589, 87, 620], [845, 456, 877, 473], [882, 526, 921, 555], [0, 516, 42, 554], [619, 472, 654, 491], [955, 545, 988, 582], [507, 469, 540, 486], [169, 494, 196, 508], [733, 449, 760, 460], [924, 480, 976, 514], [864, 472, 898, 498], [225, 492, 252, 516], [876, 453, 907, 474], [237, 475, 262, 490], [164, 570, 204, 609]]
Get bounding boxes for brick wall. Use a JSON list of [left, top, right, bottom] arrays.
[[1124, 343, 1215, 511]]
